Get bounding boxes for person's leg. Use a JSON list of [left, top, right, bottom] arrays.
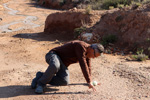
[[49, 62, 69, 86], [31, 71, 43, 89], [35, 52, 61, 94]]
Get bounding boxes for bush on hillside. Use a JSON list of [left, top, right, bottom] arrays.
[[101, 34, 118, 46], [89, 0, 148, 10]]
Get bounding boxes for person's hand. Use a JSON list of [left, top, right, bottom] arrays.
[[88, 82, 96, 91], [88, 82, 101, 92]]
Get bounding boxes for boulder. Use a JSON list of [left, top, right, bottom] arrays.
[[80, 32, 93, 42], [78, 32, 100, 43]]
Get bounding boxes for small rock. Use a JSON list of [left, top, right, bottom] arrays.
[[121, 51, 125, 56], [129, 51, 133, 54], [126, 57, 132, 61], [137, 84, 143, 86], [69, 7, 77, 12], [24, 64, 29, 66], [113, 53, 117, 56], [2, 31, 6, 33], [8, 28, 12, 30], [107, 49, 112, 54], [108, 43, 114, 46], [80, 33, 93, 42], [113, 71, 115, 74], [138, 96, 141, 99]]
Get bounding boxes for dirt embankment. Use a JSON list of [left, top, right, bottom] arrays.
[[91, 5, 150, 54], [44, 10, 101, 40]]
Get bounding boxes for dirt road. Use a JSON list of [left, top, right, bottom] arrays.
[[0, 0, 150, 100]]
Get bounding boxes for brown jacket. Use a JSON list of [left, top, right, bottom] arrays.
[[51, 40, 91, 83]]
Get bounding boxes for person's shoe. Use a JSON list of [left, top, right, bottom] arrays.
[[31, 72, 43, 89], [35, 84, 45, 94]]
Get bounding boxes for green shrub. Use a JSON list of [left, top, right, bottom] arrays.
[[132, 48, 149, 61], [118, 0, 131, 6], [90, 0, 103, 10], [85, 5, 92, 14], [101, 34, 118, 46], [132, 54, 148, 61], [92, 0, 132, 10], [101, 0, 118, 10], [73, 27, 86, 39]]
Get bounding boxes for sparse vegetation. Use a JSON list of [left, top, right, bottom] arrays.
[[101, 34, 118, 46], [101, 0, 118, 10], [85, 5, 92, 14], [88, 0, 150, 10], [34, 0, 150, 10], [73, 26, 86, 39], [132, 48, 149, 61]]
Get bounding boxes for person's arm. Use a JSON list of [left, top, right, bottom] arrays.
[[75, 44, 91, 84], [86, 58, 98, 91], [75, 44, 97, 91], [86, 58, 91, 76]]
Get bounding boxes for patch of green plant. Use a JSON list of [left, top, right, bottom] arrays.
[[80, 0, 146, 10], [136, 48, 144, 54], [146, 38, 150, 42], [132, 48, 148, 61], [101, 0, 118, 10], [98, 0, 132, 10], [85, 5, 92, 15], [91, 1, 102, 10], [109, 6, 114, 9], [101, 34, 118, 46], [118, 4, 124, 8], [132, 54, 148, 61], [73, 27, 86, 39], [131, 1, 142, 7], [119, 0, 132, 6]]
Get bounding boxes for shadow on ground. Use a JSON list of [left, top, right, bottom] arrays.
[[0, 83, 88, 98], [26, 1, 52, 10], [13, 32, 73, 43]]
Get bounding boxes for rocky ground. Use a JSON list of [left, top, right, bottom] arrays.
[[0, 0, 150, 100]]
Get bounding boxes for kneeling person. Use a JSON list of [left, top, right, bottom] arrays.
[[31, 40, 104, 94]]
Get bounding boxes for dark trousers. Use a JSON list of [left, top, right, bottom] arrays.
[[38, 51, 69, 86]]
